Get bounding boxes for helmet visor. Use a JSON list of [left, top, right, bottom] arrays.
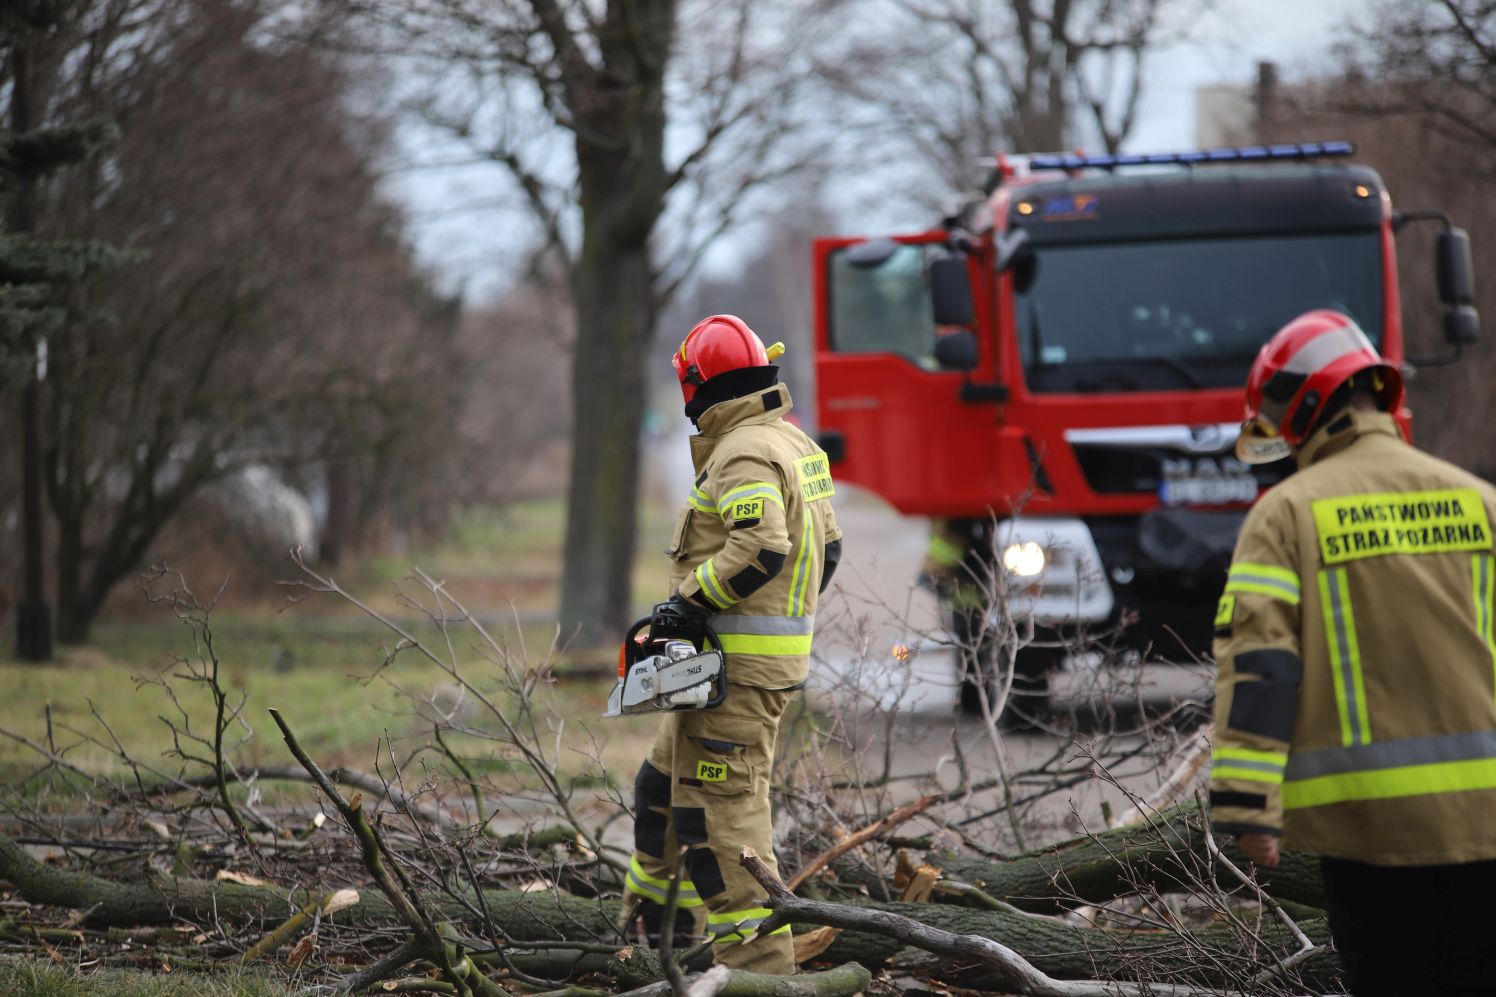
[[1236, 415, 1292, 465]]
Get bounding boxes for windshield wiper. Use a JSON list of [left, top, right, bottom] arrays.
[[1077, 355, 1205, 388]]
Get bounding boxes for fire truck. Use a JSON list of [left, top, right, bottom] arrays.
[[811, 141, 1479, 711]]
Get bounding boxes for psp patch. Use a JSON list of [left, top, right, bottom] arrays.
[[1215, 594, 1236, 628], [696, 760, 728, 783], [727, 497, 765, 521]]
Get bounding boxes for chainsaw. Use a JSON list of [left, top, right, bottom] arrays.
[[603, 613, 726, 718]]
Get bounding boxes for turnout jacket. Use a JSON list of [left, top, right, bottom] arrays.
[[1210, 410, 1496, 865], [669, 385, 843, 690]]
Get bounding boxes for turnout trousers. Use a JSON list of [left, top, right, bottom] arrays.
[[622, 683, 795, 974], [1320, 855, 1496, 996]]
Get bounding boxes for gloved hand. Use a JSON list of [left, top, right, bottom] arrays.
[[650, 595, 711, 645]]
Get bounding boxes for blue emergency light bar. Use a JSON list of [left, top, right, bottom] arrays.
[[1028, 140, 1354, 172]]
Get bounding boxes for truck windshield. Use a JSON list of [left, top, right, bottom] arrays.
[[1016, 231, 1384, 393]]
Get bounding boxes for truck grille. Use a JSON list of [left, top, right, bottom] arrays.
[[1073, 445, 1293, 495]]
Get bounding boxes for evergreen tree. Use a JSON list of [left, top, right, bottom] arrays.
[[1, 1, 125, 389]]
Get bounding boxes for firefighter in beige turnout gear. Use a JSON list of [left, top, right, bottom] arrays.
[[1210, 310, 1496, 996], [621, 315, 842, 975]]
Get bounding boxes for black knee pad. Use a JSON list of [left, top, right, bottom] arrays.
[[634, 762, 671, 858]]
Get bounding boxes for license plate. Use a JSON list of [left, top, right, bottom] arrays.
[[1160, 473, 1258, 507]]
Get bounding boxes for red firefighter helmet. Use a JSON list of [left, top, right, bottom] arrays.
[[1237, 309, 1403, 464], [672, 314, 784, 403]]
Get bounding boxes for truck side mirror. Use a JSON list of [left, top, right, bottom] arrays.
[[1436, 228, 1475, 306], [933, 329, 979, 371], [996, 227, 1038, 294], [1445, 305, 1480, 346], [929, 256, 974, 326]]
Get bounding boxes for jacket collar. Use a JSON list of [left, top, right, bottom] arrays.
[[1297, 409, 1403, 467], [688, 386, 793, 473], [694, 385, 794, 438]]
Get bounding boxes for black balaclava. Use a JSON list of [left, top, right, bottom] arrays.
[[684, 365, 780, 428]]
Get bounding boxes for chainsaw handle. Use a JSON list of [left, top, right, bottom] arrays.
[[701, 621, 728, 709]]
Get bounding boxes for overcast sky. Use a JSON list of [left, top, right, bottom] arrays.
[[388, 0, 1365, 302]]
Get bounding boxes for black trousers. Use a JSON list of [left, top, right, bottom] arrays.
[[1320, 855, 1496, 996]]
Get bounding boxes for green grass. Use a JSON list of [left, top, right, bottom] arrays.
[[0, 496, 675, 797], [351, 497, 678, 617], [0, 961, 286, 996]]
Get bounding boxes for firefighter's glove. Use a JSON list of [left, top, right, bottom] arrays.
[[650, 596, 710, 646]]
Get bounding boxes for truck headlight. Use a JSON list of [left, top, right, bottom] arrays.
[[1001, 541, 1046, 577]]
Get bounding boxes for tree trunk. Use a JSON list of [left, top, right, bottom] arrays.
[[54, 505, 88, 644], [10, 41, 53, 662], [558, 239, 653, 647], [924, 805, 1326, 912], [556, 0, 675, 648]]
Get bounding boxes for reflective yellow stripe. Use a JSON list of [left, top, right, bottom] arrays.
[[1213, 766, 1285, 785], [627, 856, 702, 907], [1284, 756, 1496, 810], [715, 633, 814, 656], [689, 487, 717, 514], [719, 482, 784, 509], [786, 506, 814, 616], [1319, 567, 1369, 747], [1225, 562, 1301, 605], [696, 561, 734, 609], [1213, 747, 1288, 767], [706, 906, 791, 940], [928, 535, 963, 567], [1230, 562, 1299, 588], [1312, 488, 1491, 565], [1474, 554, 1496, 697]]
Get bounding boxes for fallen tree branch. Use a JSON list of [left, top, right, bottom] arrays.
[[746, 846, 1258, 997], [786, 795, 937, 892], [270, 707, 501, 997]]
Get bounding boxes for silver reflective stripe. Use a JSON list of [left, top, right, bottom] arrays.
[[1286, 729, 1496, 781], [1284, 322, 1375, 376], [1228, 571, 1300, 600], [709, 615, 814, 636], [1221, 757, 1285, 776], [1324, 567, 1366, 746]]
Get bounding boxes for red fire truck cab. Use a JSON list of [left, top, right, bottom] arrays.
[[812, 142, 1479, 704]]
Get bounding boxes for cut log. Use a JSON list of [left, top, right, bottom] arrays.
[[813, 899, 1342, 990], [927, 804, 1325, 911], [0, 830, 617, 937]]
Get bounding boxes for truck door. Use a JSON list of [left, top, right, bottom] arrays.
[[813, 232, 1007, 517]]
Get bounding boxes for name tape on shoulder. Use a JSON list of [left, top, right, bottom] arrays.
[[1313, 488, 1491, 564], [796, 453, 835, 503]]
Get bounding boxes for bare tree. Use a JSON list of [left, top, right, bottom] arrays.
[[0, 0, 465, 640], [1352, 0, 1496, 178], [350, 0, 837, 645], [1246, 2, 1496, 479], [820, 0, 1186, 210]]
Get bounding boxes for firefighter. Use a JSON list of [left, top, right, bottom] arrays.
[[621, 315, 843, 975], [1209, 309, 1496, 996]]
